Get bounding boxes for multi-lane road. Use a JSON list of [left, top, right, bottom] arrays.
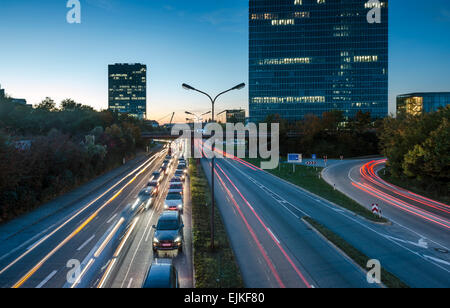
[[0, 144, 193, 288], [1, 139, 449, 288], [323, 159, 449, 253], [200, 154, 450, 288]]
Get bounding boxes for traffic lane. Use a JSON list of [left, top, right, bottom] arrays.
[[202, 159, 319, 288], [368, 163, 450, 220], [106, 155, 193, 288], [232, 159, 450, 288], [1, 151, 167, 288], [173, 176, 194, 288], [36, 163, 157, 289], [200, 159, 284, 288], [324, 160, 450, 251], [215, 159, 374, 288], [107, 167, 174, 289]]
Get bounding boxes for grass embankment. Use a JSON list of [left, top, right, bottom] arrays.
[[303, 217, 409, 288], [189, 159, 244, 288], [245, 158, 387, 223], [380, 170, 449, 205]]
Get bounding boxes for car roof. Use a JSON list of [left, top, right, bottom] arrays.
[[142, 263, 173, 288], [160, 211, 179, 220]]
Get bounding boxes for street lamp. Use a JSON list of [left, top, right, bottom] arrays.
[[185, 111, 211, 122], [182, 82, 246, 250]]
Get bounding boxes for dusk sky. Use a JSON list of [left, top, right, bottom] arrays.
[[1, 0, 449, 122]]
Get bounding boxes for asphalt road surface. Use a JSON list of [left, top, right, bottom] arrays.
[[323, 159, 450, 255], [0, 145, 193, 288], [201, 155, 450, 288]]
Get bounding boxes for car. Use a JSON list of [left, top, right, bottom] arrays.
[[151, 171, 162, 183], [170, 177, 183, 186], [153, 211, 184, 253], [168, 183, 183, 195], [147, 180, 160, 195], [142, 259, 179, 288], [174, 170, 186, 181], [137, 188, 155, 210], [164, 193, 184, 212]]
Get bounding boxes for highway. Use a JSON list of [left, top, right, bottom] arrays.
[[0, 144, 193, 288], [201, 154, 450, 288], [323, 159, 450, 254]]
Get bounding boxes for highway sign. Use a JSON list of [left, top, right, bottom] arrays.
[[288, 154, 302, 164]]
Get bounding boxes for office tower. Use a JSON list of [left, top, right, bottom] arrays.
[[108, 63, 147, 119], [397, 92, 450, 116], [249, 0, 388, 122]]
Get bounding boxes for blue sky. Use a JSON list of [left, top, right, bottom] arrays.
[[0, 0, 449, 122]]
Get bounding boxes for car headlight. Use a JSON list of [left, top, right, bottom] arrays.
[[175, 237, 182, 243], [164, 204, 169, 209], [153, 238, 159, 243], [178, 204, 183, 209]]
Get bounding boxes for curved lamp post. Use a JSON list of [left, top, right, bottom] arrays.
[[182, 82, 245, 250]]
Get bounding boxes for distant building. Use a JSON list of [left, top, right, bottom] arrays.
[[397, 92, 450, 116], [0, 84, 30, 106], [145, 120, 160, 128], [217, 109, 246, 124], [249, 0, 389, 122], [11, 98, 28, 106], [108, 63, 147, 119]]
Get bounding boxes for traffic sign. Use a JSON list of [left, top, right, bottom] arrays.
[[288, 154, 302, 164], [372, 204, 382, 217]]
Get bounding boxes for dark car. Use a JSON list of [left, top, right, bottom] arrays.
[[174, 170, 186, 181], [153, 211, 184, 253], [142, 260, 179, 288], [152, 171, 163, 184]]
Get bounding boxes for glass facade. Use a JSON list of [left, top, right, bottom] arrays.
[[397, 93, 450, 116], [249, 0, 388, 122], [218, 109, 247, 124], [108, 63, 147, 119]]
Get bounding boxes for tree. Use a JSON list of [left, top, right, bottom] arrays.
[[36, 97, 57, 111]]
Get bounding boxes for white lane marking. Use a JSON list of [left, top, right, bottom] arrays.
[[0, 155, 158, 276], [107, 214, 118, 224], [127, 278, 134, 289], [77, 235, 96, 251], [35, 270, 57, 288], [383, 235, 429, 249], [228, 158, 450, 275], [423, 256, 450, 267], [267, 228, 280, 244], [345, 162, 450, 252], [223, 159, 304, 219]]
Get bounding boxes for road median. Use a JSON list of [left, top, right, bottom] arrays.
[[189, 159, 244, 288]]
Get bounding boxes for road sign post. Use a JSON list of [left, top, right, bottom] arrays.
[[288, 154, 302, 174]]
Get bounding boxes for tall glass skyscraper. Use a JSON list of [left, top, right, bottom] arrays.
[[249, 0, 388, 122], [108, 63, 147, 119]]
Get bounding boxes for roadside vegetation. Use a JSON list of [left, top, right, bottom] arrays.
[[378, 106, 449, 204], [0, 97, 158, 224], [303, 217, 409, 288], [189, 159, 244, 288], [245, 158, 387, 223], [263, 110, 381, 158]]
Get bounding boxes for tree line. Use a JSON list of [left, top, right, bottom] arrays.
[[0, 97, 149, 223], [379, 105, 449, 196], [263, 110, 381, 159]]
